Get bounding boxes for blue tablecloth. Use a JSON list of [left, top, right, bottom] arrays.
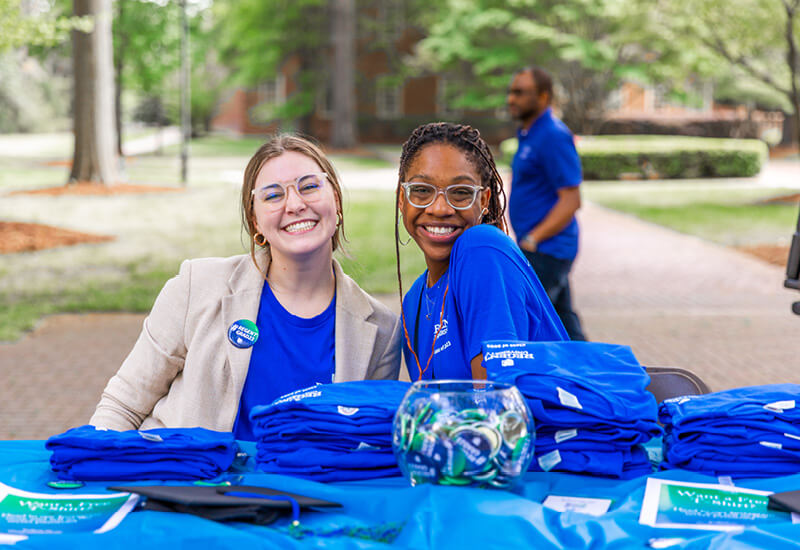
[[3, 440, 800, 549]]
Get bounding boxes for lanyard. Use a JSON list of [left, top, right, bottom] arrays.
[[402, 274, 449, 381]]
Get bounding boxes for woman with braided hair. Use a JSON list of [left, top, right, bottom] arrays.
[[395, 122, 567, 381]]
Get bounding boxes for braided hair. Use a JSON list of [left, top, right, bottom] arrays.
[[394, 122, 508, 352]]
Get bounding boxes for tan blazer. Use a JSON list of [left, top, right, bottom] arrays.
[[90, 253, 401, 431]]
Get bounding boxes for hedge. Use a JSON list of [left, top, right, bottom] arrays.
[[499, 135, 768, 180]]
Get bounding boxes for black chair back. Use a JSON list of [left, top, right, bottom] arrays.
[[645, 366, 710, 403]]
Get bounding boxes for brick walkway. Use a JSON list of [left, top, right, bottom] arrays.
[[572, 204, 799, 392], [1, 203, 798, 440]]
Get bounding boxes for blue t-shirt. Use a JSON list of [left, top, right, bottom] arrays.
[[233, 282, 335, 441], [658, 384, 800, 478], [510, 108, 582, 260], [401, 225, 567, 381], [46, 425, 237, 481]]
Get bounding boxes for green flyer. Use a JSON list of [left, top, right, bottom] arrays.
[[0, 482, 138, 536], [639, 478, 795, 531]]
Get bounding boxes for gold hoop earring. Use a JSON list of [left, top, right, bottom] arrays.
[[337, 211, 343, 227], [253, 232, 267, 247]]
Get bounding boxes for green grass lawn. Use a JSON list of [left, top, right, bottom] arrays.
[[584, 182, 798, 246], [1, 131, 796, 342], [338, 190, 426, 294]]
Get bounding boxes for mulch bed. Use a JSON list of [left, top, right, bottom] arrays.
[[736, 244, 791, 267], [0, 222, 114, 254], [8, 182, 183, 197], [2, 182, 182, 254], [758, 193, 800, 205]]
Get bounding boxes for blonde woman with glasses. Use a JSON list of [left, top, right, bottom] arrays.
[[91, 135, 401, 439]]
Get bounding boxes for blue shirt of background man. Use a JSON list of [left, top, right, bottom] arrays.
[[401, 225, 568, 381], [509, 107, 582, 260], [233, 281, 335, 441]]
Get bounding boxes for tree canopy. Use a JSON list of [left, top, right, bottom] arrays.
[[0, 0, 90, 50], [663, 0, 800, 143], [414, 0, 706, 133]]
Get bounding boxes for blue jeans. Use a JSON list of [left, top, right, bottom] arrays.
[[522, 250, 586, 341]]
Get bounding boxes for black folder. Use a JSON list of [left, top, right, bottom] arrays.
[[110, 484, 341, 525], [768, 489, 800, 514]]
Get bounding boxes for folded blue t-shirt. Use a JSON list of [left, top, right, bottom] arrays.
[[249, 381, 408, 482], [660, 384, 800, 428], [484, 341, 661, 436], [530, 445, 652, 479], [659, 385, 800, 478], [47, 425, 237, 481], [250, 381, 411, 422]]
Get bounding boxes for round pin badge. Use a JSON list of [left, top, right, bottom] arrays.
[[48, 480, 84, 489], [192, 480, 232, 487], [228, 319, 259, 349]]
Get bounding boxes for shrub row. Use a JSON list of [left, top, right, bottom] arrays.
[[500, 135, 768, 180]]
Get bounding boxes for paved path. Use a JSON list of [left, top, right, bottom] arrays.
[[573, 204, 799, 392], [1, 204, 798, 440], [121, 127, 182, 156]]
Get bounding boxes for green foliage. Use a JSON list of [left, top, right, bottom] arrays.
[[210, 0, 328, 126], [115, 0, 180, 96], [662, 0, 799, 126], [714, 73, 792, 112], [415, 0, 699, 132], [215, 0, 326, 87], [0, 52, 71, 132], [187, 6, 227, 134], [114, 1, 223, 135], [0, 0, 92, 51], [214, 0, 425, 126], [0, 1, 87, 133], [501, 135, 768, 179]]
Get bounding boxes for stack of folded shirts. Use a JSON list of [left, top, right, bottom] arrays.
[[46, 425, 237, 481], [250, 380, 411, 482], [484, 340, 661, 479], [660, 384, 800, 478]]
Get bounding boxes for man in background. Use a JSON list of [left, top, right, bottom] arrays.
[[507, 66, 586, 341]]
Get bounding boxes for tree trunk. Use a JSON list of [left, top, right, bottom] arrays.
[[330, 0, 357, 149], [791, 94, 800, 147], [785, 1, 800, 146], [296, 47, 313, 136], [70, 0, 118, 185], [113, 0, 124, 157]]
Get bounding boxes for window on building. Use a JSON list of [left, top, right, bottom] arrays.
[[606, 88, 622, 112], [436, 77, 463, 117], [653, 85, 670, 110], [378, 0, 404, 40], [376, 82, 403, 119], [258, 75, 286, 109], [317, 81, 333, 119]]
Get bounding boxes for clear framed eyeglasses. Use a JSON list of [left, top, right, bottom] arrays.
[[400, 181, 484, 210], [252, 172, 328, 209]]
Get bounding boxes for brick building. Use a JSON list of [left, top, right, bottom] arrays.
[[210, 20, 786, 146]]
